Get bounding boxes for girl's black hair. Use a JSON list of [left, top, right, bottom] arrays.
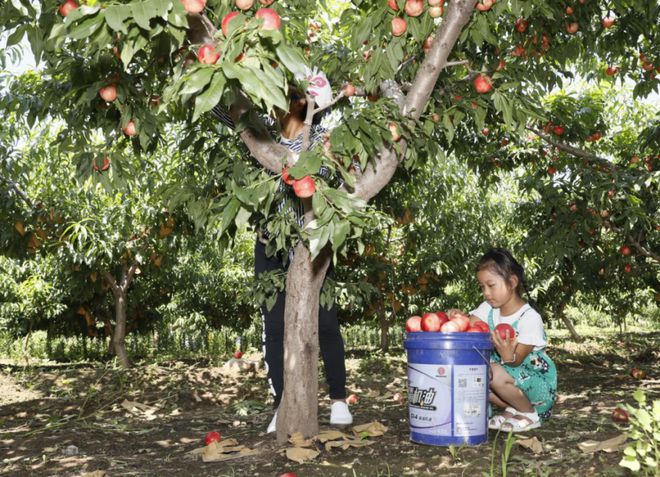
[[476, 248, 531, 300]]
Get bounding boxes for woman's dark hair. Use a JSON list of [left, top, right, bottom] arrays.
[[476, 248, 529, 299], [287, 86, 329, 125]]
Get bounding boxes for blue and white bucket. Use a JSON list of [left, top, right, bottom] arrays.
[[404, 332, 493, 446]]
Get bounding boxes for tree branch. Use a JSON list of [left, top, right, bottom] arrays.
[[527, 127, 608, 163], [403, 0, 475, 119], [445, 59, 470, 67], [605, 221, 660, 263], [122, 261, 140, 293], [0, 175, 34, 209], [301, 92, 316, 152], [186, 13, 216, 44], [104, 272, 120, 295], [355, 0, 475, 202], [226, 95, 295, 172], [312, 91, 345, 115]]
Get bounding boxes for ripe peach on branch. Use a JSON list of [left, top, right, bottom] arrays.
[[99, 84, 117, 102], [123, 120, 137, 137], [221, 12, 241, 36], [58, 0, 78, 17], [235, 0, 254, 10], [180, 0, 206, 13], [197, 44, 220, 64], [404, 0, 424, 17], [473, 74, 493, 93], [475, 0, 493, 12], [255, 8, 281, 30], [391, 17, 407, 37]]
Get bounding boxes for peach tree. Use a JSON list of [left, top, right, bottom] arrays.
[[0, 82, 194, 367], [2, 0, 658, 439]]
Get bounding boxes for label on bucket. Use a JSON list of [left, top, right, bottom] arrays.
[[453, 365, 487, 436], [408, 363, 488, 437]]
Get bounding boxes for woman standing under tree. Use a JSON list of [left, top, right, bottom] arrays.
[[211, 70, 353, 433]]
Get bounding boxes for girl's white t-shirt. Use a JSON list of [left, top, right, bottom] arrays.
[[470, 301, 547, 351]]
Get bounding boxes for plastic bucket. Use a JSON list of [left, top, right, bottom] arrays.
[[403, 332, 493, 446]]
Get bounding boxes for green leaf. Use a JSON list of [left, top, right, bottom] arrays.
[[442, 113, 455, 143], [309, 225, 330, 259], [288, 151, 322, 178], [48, 23, 68, 41], [275, 43, 308, 79], [637, 409, 653, 432], [337, 165, 356, 188], [120, 38, 136, 69], [104, 4, 131, 34], [243, 65, 288, 111], [151, 0, 171, 19], [168, 5, 189, 28], [619, 454, 641, 472], [10, 0, 28, 14], [26, 25, 43, 63], [331, 219, 349, 251], [180, 68, 215, 95], [652, 399, 660, 421], [193, 72, 226, 122], [235, 207, 252, 229], [6, 25, 26, 47], [312, 191, 327, 220], [68, 14, 105, 40], [492, 91, 514, 128], [220, 198, 240, 235], [169, 24, 186, 45], [131, 0, 156, 30]]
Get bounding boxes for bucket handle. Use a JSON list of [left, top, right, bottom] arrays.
[[472, 346, 491, 366]]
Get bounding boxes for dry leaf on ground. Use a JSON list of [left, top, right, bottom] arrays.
[[120, 399, 159, 420], [200, 440, 259, 462], [517, 436, 543, 454], [578, 434, 627, 453], [121, 399, 153, 412], [315, 430, 350, 443], [352, 421, 388, 437], [285, 447, 319, 463], [324, 436, 375, 451], [189, 438, 240, 455], [289, 432, 313, 447], [188, 438, 260, 463], [80, 472, 106, 477]]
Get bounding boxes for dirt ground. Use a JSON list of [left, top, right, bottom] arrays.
[[1, 330, 658, 477]]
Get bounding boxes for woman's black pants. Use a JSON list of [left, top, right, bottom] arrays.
[[254, 240, 347, 408]]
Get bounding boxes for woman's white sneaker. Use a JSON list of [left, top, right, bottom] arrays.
[[267, 410, 278, 433], [330, 401, 353, 425]]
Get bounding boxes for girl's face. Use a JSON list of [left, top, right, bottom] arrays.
[[476, 268, 518, 309]]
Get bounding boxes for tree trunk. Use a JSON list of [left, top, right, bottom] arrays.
[[557, 301, 582, 342], [112, 289, 130, 369], [379, 226, 394, 353], [105, 262, 139, 369], [103, 315, 115, 356], [378, 302, 390, 353], [276, 243, 332, 442]]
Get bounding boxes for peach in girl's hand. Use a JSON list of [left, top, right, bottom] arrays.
[[494, 323, 515, 340]]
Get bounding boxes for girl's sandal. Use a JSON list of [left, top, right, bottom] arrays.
[[488, 407, 519, 430], [500, 411, 541, 433]]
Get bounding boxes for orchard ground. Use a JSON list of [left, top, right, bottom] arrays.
[[1, 327, 658, 477]]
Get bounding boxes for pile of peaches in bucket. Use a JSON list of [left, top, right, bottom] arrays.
[[406, 310, 514, 339]]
